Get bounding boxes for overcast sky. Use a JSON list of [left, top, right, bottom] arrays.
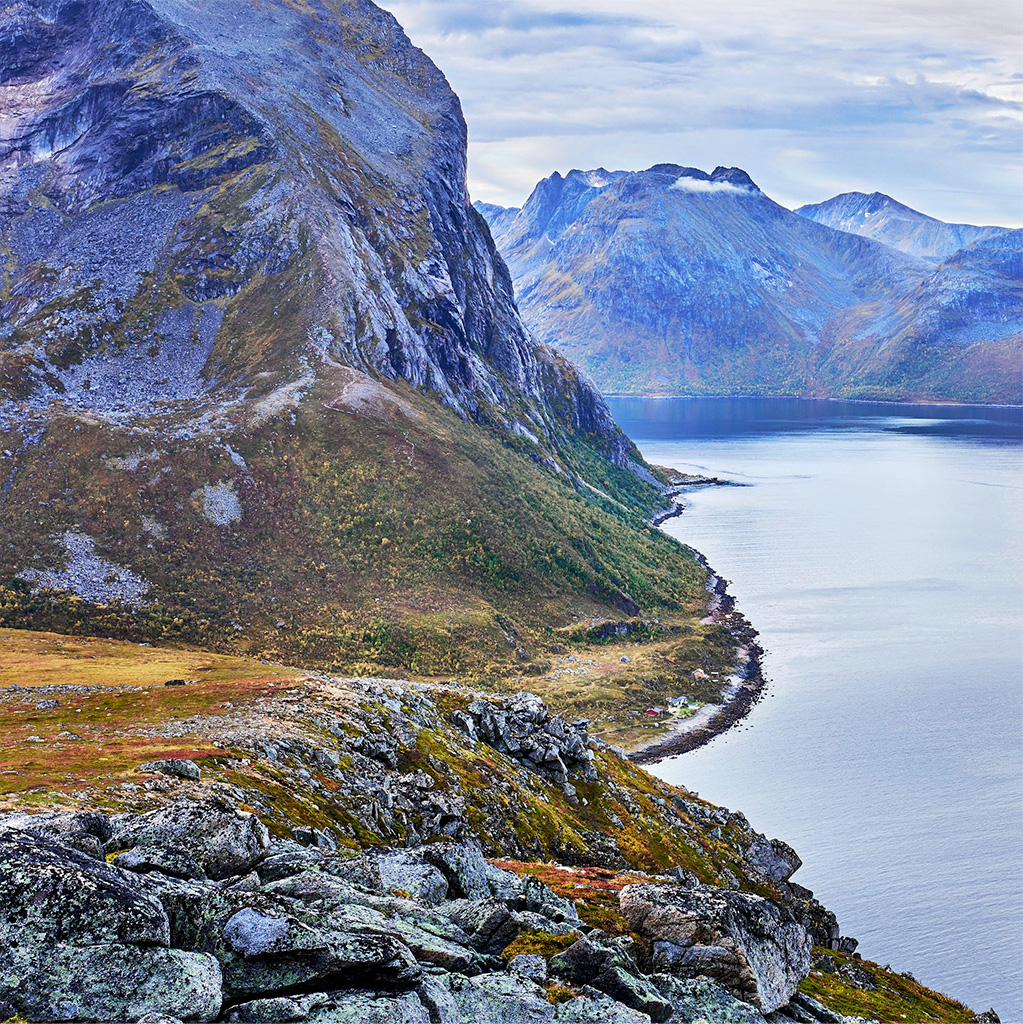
[[383, 0, 1023, 227]]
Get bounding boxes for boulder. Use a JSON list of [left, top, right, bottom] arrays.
[[258, 848, 326, 882], [110, 799, 271, 880], [303, 991, 431, 1023], [441, 898, 523, 954], [0, 831, 170, 947], [555, 993, 653, 1023], [0, 942, 221, 1022], [0, 809, 112, 859], [620, 884, 811, 1013], [335, 848, 450, 905], [424, 839, 495, 900], [745, 838, 802, 884], [220, 907, 421, 997], [508, 953, 548, 983], [549, 936, 671, 1022], [137, 759, 202, 781], [424, 972, 556, 1023], [652, 975, 765, 1023], [114, 844, 208, 881]]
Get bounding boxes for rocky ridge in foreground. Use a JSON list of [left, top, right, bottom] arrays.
[[0, 665, 987, 1024]]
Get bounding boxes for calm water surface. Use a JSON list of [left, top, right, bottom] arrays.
[[607, 397, 1023, 1017]]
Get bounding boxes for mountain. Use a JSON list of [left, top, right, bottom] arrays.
[[797, 191, 1005, 260], [479, 166, 1022, 403], [0, 0, 732, 710]]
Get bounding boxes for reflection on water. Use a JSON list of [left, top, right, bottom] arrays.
[[607, 397, 1023, 1018], [609, 395, 1023, 442]]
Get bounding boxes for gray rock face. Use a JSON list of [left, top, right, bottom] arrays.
[[745, 838, 802, 883], [549, 936, 671, 1022], [0, 809, 112, 859], [0, 831, 170, 947], [137, 759, 202, 781], [0, 803, 852, 1024], [0, 0, 628, 466], [653, 974, 765, 1023], [111, 798, 271, 880], [620, 883, 812, 1013], [454, 692, 597, 785], [339, 847, 450, 905], [114, 843, 208, 881], [1, 943, 222, 1023]]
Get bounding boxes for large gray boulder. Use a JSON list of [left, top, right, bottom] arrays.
[[745, 837, 802, 884], [0, 942, 222, 1022], [0, 831, 170, 947], [114, 843, 208, 881], [549, 936, 671, 1022], [0, 809, 112, 859], [220, 906, 421, 998], [111, 799, 271, 880], [335, 848, 450, 905], [620, 884, 812, 1013], [652, 975, 765, 1023]]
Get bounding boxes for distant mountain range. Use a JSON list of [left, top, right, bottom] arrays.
[[478, 167, 1022, 403]]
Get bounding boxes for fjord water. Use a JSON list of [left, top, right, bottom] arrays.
[[607, 397, 1023, 1017]]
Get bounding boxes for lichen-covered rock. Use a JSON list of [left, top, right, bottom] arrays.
[[111, 799, 271, 880], [620, 884, 812, 1013], [114, 843, 208, 881], [424, 839, 496, 900], [220, 906, 421, 997], [137, 759, 202, 781], [306, 990, 431, 1024], [549, 936, 671, 1022], [258, 848, 326, 882], [426, 972, 556, 1023], [0, 809, 112, 859], [0, 831, 170, 947], [337, 847, 450, 905], [745, 838, 802, 884], [0, 942, 222, 1022], [652, 975, 765, 1023], [440, 898, 523, 954]]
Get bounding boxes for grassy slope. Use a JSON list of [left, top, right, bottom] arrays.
[[0, 369, 736, 747]]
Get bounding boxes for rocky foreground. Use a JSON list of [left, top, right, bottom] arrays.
[[0, 799, 854, 1023], [0, 672, 990, 1024]]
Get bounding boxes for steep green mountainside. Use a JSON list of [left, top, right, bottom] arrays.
[[0, 0, 735, 724], [479, 166, 1022, 403]]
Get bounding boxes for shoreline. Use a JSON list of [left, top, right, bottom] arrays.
[[631, 504, 768, 765]]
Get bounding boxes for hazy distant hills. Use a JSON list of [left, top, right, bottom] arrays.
[[479, 166, 1022, 403], [797, 191, 1005, 261]]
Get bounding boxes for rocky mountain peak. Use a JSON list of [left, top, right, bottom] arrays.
[[0, 0, 627, 459]]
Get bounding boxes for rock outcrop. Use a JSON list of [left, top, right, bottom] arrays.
[[452, 692, 597, 785], [619, 883, 813, 1013]]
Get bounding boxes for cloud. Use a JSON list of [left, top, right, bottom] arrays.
[[382, 0, 1023, 226], [670, 177, 754, 195]]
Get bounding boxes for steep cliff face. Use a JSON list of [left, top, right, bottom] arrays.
[[0, 0, 622, 450], [2, 0, 711, 679], [480, 167, 1021, 403]]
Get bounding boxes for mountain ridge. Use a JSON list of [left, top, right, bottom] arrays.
[[796, 191, 1008, 261], [478, 166, 1022, 403]]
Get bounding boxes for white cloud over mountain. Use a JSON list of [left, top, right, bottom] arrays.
[[383, 0, 1022, 226]]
